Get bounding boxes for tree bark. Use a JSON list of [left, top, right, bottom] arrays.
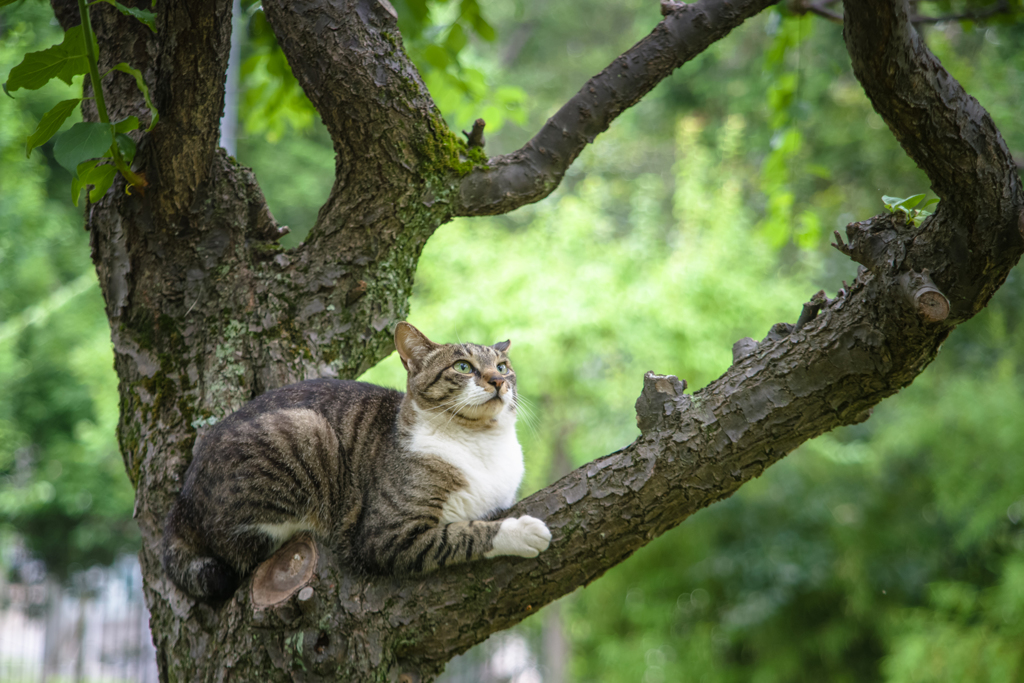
[[49, 0, 1023, 679]]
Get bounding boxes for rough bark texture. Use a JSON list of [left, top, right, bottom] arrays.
[[48, 0, 1023, 679]]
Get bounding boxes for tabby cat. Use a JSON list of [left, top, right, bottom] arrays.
[[162, 322, 551, 601]]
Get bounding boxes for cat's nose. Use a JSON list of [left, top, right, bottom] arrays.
[[486, 374, 505, 391]]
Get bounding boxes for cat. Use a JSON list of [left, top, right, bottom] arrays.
[[162, 322, 551, 601]]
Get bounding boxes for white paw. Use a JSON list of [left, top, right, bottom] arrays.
[[484, 516, 552, 559]]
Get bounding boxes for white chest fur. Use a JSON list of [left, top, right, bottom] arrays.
[[406, 416, 524, 524]]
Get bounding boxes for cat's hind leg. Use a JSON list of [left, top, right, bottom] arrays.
[[162, 505, 241, 602]]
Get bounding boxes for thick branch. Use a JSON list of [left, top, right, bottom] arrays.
[[250, 0, 462, 380], [455, 0, 779, 217], [842, 0, 1020, 217], [149, 0, 234, 216], [261, 0, 449, 253], [843, 0, 1024, 320]]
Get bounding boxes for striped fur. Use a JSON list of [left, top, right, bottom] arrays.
[[162, 322, 551, 601]]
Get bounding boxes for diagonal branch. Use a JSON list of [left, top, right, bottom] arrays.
[[909, 0, 1012, 24], [455, 0, 780, 217]]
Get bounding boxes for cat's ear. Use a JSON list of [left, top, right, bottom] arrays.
[[493, 339, 511, 354], [395, 322, 436, 371]]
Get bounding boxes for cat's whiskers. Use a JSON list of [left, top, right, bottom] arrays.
[[439, 395, 481, 430], [512, 393, 541, 441], [418, 395, 468, 413], [415, 392, 477, 428]]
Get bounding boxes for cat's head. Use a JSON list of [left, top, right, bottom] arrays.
[[394, 322, 516, 424]]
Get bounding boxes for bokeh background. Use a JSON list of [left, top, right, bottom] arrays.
[[2, 0, 1024, 680]]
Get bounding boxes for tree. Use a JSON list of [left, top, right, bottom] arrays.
[[30, 0, 1024, 679]]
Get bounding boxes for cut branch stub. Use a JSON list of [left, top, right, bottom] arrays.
[[251, 534, 318, 610], [793, 289, 828, 332], [463, 119, 486, 149], [898, 268, 950, 323], [832, 215, 906, 272], [635, 371, 689, 432], [296, 585, 319, 619]]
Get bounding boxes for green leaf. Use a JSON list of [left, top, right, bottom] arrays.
[[5, 24, 95, 92], [71, 159, 117, 207], [882, 195, 905, 211], [111, 63, 159, 130], [445, 23, 467, 55], [53, 121, 114, 174], [921, 197, 940, 209], [899, 193, 926, 210], [113, 116, 140, 134], [26, 98, 82, 158], [96, 0, 158, 32], [912, 210, 933, 227], [471, 14, 496, 42], [71, 159, 101, 206], [88, 165, 117, 203], [423, 44, 450, 70], [115, 132, 136, 164]]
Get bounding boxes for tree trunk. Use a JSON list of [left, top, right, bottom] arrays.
[[47, 0, 1023, 679]]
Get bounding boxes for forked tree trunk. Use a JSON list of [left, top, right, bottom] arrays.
[[47, 0, 1023, 679]]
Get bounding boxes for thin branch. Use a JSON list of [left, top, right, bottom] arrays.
[[910, 0, 1011, 24], [790, 0, 844, 23], [455, 0, 780, 217]]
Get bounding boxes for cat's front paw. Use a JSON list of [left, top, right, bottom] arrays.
[[485, 516, 552, 559]]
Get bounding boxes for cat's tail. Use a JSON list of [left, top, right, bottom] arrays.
[[162, 504, 238, 602]]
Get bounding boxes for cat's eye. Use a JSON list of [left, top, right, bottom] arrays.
[[497, 363, 509, 374], [453, 360, 474, 374]]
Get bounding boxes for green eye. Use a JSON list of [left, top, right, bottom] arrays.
[[497, 363, 509, 374], [453, 360, 473, 374]]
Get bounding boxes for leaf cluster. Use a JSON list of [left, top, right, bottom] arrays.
[[2, 0, 157, 206], [882, 193, 940, 227]]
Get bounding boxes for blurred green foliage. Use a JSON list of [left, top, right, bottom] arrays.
[[4, 0, 1024, 680], [0, 2, 139, 581]]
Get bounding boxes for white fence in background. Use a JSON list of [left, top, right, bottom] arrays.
[[0, 554, 158, 683]]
